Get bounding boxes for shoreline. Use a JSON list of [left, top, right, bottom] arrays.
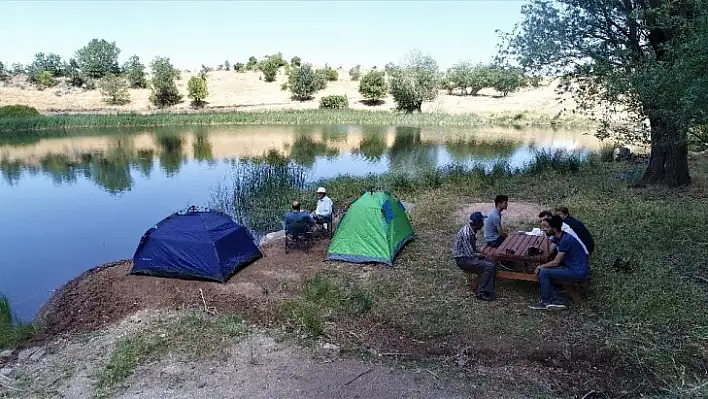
[[0, 108, 596, 136]]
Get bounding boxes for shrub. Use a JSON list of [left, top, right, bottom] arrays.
[[234, 62, 245, 72], [149, 56, 182, 108], [122, 55, 147, 89], [349, 65, 361, 81], [288, 63, 326, 101], [27, 52, 65, 79], [187, 75, 209, 108], [35, 70, 56, 89], [224, 60, 231, 71], [489, 67, 525, 96], [260, 57, 280, 82], [446, 62, 495, 96], [246, 56, 258, 70], [319, 65, 338, 81], [280, 82, 288, 91], [0, 105, 40, 118], [388, 51, 441, 112], [0, 61, 8, 82], [75, 38, 121, 79], [99, 74, 130, 105], [290, 56, 301, 67], [269, 52, 288, 67], [358, 70, 387, 104], [65, 58, 85, 88], [319, 95, 349, 109]]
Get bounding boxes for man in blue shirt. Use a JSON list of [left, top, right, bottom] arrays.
[[529, 215, 590, 310], [483, 195, 509, 247], [554, 206, 595, 255], [284, 201, 315, 239]]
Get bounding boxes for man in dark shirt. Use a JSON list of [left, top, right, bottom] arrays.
[[554, 206, 595, 255], [284, 201, 315, 238]]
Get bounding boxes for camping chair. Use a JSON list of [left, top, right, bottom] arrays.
[[284, 221, 315, 254], [313, 205, 337, 239]]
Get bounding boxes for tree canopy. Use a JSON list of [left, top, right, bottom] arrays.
[[75, 39, 121, 79], [499, 0, 708, 187]]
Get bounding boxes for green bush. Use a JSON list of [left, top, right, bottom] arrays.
[[35, 70, 56, 89], [27, 52, 65, 79], [319, 65, 338, 81], [349, 65, 361, 81], [149, 56, 182, 108], [288, 63, 326, 101], [290, 56, 301, 67], [388, 51, 441, 112], [99, 74, 131, 105], [75, 38, 121, 79], [489, 67, 525, 96], [223, 60, 231, 71], [234, 62, 245, 72], [123, 55, 147, 89], [280, 82, 288, 91], [65, 58, 85, 88], [0, 105, 40, 118], [319, 95, 349, 109], [187, 76, 209, 108], [358, 70, 387, 104], [0, 61, 9, 82], [260, 57, 280, 82], [246, 56, 258, 71]]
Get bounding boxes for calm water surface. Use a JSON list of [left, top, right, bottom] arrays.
[[0, 124, 600, 320]]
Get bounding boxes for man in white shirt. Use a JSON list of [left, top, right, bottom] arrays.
[[538, 211, 589, 255], [311, 187, 333, 224]]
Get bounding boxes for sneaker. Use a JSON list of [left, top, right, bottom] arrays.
[[528, 302, 549, 310], [476, 293, 494, 301], [547, 303, 567, 310]]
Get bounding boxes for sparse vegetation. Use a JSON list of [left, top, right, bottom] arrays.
[[149, 56, 182, 108], [246, 56, 258, 71], [290, 56, 301, 67], [0, 105, 40, 118], [99, 74, 131, 105], [388, 51, 441, 112], [288, 63, 327, 101], [234, 62, 245, 72], [1, 293, 38, 349], [358, 69, 388, 105], [319, 94, 349, 109], [348, 65, 361, 81], [122, 55, 147, 89], [260, 56, 280, 82], [318, 65, 338, 81], [187, 75, 209, 108]]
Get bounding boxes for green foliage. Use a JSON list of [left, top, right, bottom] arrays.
[[349, 65, 361, 81], [358, 69, 388, 104], [319, 94, 349, 110], [27, 52, 65, 79], [122, 55, 147, 89], [223, 60, 230, 71], [280, 82, 288, 91], [318, 65, 338, 81], [259, 56, 280, 82], [446, 62, 496, 96], [0, 61, 8, 82], [35, 70, 56, 89], [384, 62, 397, 76], [187, 76, 209, 108], [1, 294, 38, 349], [388, 51, 441, 112], [246, 56, 258, 71], [490, 67, 525, 96], [10, 63, 25, 76], [268, 52, 288, 67], [149, 56, 182, 108], [288, 63, 326, 101], [233, 62, 245, 72], [0, 105, 40, 118], [75, 38, 121, 79], [99, 74, 131, 105], [290, 56, 301, 67], [65, 58, 85, 88]]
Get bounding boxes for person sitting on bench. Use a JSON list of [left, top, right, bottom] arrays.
[[538, 210, 589, 256], [311, 187, 333, 226], [529, 215, 590, 311], [453, 211, 499, 301], [284, 201, 315, 239], [554, 206, 595, 255], [483, 194, 509, 247]]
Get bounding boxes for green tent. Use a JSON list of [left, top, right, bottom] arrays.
[[327, 191, 414, 266]]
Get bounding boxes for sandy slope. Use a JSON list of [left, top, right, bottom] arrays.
[[0, 70, 579, 117]]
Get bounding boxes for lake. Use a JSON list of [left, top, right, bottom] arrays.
[[0, 124, 600, 321]]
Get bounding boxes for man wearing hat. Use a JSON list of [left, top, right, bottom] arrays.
[[453, 211, 499, 301], [311, 186, 334, 225]]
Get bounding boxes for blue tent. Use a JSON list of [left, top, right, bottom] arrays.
[[130, 207, 263, 282]]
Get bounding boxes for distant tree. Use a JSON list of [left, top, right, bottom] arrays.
[[35, 70, 56, 89], [28, 52, 65, 78], [319, 65, 338, 81], [65, 58, 85, 88], [75, 39, 121, 78], [290, 56, 301, 67], [269, 52, 288, 67], [234, 62, 245, 72], [122, 55, 147, 89], [358, 70, 387, 104], [246, 56, 258, 70], [0, 61, 8, 82], [446, 61, 495, 96], [489, 67, 525, 97], [440, 75, 455, 95], [99, 74, 130, 105], [224, 60, 231, 71], [260, 57, 280, 82], [349, 65, 362, 81], [187, 75, 208, 108], [388, 51, 441, 112], [384, 62, 398, 76], [288, 63, 326, 101], [149, 56, 182, 107], [10, 63, 25, 76]]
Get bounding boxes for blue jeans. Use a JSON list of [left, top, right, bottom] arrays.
[[538, 267, 587, 304]]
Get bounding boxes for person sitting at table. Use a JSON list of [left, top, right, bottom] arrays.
[[453, 211, 499, 301], [538, 210, 588, 256], [554, 206, 595, 255], [529, 215, 590, 311], [483, 194, 509, 247], [284, 200, 315, 239]]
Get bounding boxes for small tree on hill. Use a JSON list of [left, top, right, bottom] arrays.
[[65, 58, 85, 88], [0, 62, 9, 83], [99, 74, 130, 105], [489, 67, 525, 97], [290, 56, 301, 67], [246, 56, 258, 71], [187, 75, 208, 108], [35, 70, 56, 89], [388, 51, 441, 113], [319, 65, 338, 81], [224, 60, 231, 71], [260, 57, 280, 82], [28, 52, 65, 79], [289, 63, 326, 101], [234, 62, 245, 72], [349, 65, 362, 81], [149, 56, 182, 108], [123, 55, 147, 89], [75, 39, 121, 79], [358, 70, 387, 105]]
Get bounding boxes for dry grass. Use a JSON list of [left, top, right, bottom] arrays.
[[0, 70, 579, 117]]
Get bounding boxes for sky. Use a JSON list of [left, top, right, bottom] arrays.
[[0, 0, 525, 70]]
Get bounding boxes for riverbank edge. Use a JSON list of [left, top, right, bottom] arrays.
[[0, 108, 596, 135]]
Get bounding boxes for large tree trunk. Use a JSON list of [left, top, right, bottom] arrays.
[[642, 115, 691, 187]]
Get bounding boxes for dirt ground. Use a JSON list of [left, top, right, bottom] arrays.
[[0, 70, 579, 117]]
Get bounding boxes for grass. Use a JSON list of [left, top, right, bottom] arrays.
[[259, 153, 708, 396], [0, 293, 39, 349], [94, 312, 248, 398], [0, 108, 593, 136]]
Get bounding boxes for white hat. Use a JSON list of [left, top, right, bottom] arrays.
[[316, 187, 326, 193]]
